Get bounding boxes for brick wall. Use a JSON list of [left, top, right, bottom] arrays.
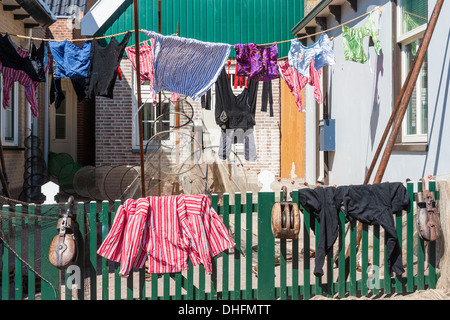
[[0, 7, 46, 199]]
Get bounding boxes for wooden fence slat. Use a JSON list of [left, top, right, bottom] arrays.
[[350, 219, 357, 296], [222, 193, 230, 300], [210, 194, 219, 300], [406, 181, 414, 292], [373, 225, 380, 295], [101, 201, 109, 300], [245, 192, 253, 300], [291, 190, 300, 300], [89, 201, 97, 300], [40, 204, 59, 300], [27, 204, 36, 299], [417, 180, 425, 290], [300, 201, 311, 300], [234, 192, 241, 300], [338, 210, 346, 298], [257, 192, 275, 300], [14, 205, 22, 300], [1, 205, 9, 300], [113, 200, 121, 300]]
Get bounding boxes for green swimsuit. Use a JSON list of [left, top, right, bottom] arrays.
[[342, 13, 382, 63]]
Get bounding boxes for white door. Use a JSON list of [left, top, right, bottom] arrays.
[[49, 78, 77, 162]]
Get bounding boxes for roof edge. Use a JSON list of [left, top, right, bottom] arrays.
[[15, 0, 58, 27], [291, 0, 333, 36], [80, 0, 126, 36]]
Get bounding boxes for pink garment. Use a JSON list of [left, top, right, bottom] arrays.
[[126, 39, 179, 105], [278, 57, 322, 113], [97, 194, 235, 277], [0, 46, 49, 117]]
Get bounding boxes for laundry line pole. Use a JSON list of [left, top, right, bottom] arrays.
[[133, 0, 146, 198]]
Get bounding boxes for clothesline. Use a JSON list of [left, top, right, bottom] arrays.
[[1, 5, 382, 47]]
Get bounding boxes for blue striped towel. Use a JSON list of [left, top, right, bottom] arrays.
[[142, 30, 231, 101]]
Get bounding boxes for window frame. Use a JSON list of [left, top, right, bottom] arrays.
[[131, 71, 175, 151], [0, 75, 19, 147], [396, 0, 428, 145]]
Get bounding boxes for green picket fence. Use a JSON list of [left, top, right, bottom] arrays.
[[0, 180, 440, 300]]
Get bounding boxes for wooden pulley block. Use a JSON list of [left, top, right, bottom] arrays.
[[416, 178, 441, 242], [271, 186, 301, 239], [49, 196, 78, 270], [49, 232, 78, 270]]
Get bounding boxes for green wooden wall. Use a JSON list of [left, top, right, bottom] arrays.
[[94, 0, 304, 58]]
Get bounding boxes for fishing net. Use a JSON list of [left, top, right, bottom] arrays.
[[18, 135, 49, 203], [0, 196, 78, 300]]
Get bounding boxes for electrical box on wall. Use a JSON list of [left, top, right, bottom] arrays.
[[319, 119, 335, 151]]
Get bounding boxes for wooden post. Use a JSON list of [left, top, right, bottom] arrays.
[[133, 0, 146, 198]]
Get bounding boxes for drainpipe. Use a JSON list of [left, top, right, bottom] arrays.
[[44, 63, 49, 165]]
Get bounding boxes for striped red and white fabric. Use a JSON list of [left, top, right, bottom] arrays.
[[278, 57, 322, 113], [97, 195, 235, 277], [0, 46, 50, 117], [125, 38, 179, 104]]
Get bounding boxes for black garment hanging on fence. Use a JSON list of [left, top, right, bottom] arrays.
[[299, 182, 410, 278], [85, 32, 132, 99]]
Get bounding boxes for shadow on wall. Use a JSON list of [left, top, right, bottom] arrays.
[[422, 29, 450, 178]]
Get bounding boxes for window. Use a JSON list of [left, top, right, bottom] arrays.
[[132, 74, 174, 150], [55, 92, 67, 140], [0, 75, 19, 146], [397, 0, 428, 144]]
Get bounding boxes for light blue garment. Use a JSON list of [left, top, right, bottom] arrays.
[[288, 33, 335, 78], [49, 40, 92, 79], [143, 30, 231, 101]]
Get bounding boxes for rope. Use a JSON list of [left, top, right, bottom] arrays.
[[1, 6, 383, 47]]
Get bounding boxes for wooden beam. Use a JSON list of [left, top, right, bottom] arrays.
[[298, 33, 307, 46], [346, 0, 357, 12], [3, 5, 20, 11], [24, 23, 39, 29], [329, 5, 341, 24], [14, 14, 30, 20], [315, 17, 327, 31], [305, 26, 316, 42]]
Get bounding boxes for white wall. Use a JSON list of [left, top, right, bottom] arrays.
[[304, 0, 450, 186]]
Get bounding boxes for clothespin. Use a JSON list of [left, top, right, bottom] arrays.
[[228, 60, 231, 78]]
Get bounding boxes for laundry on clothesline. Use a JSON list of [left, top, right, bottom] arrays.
[[97, 194, 235, 277], [288, 32, 336, 79], [342, 13, 382, 64], [234, 43, 280, 82], [278, 57, 323, 113], [85, 32, 132, 99], [0, 35, 51, 117], [214, 68, 259, 131], [142, 29, 231, 102], [298, 182, 410, 278], [125, 37, 179, 105]]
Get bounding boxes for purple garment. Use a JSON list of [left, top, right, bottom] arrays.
[[234, 43, 279, 81]]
